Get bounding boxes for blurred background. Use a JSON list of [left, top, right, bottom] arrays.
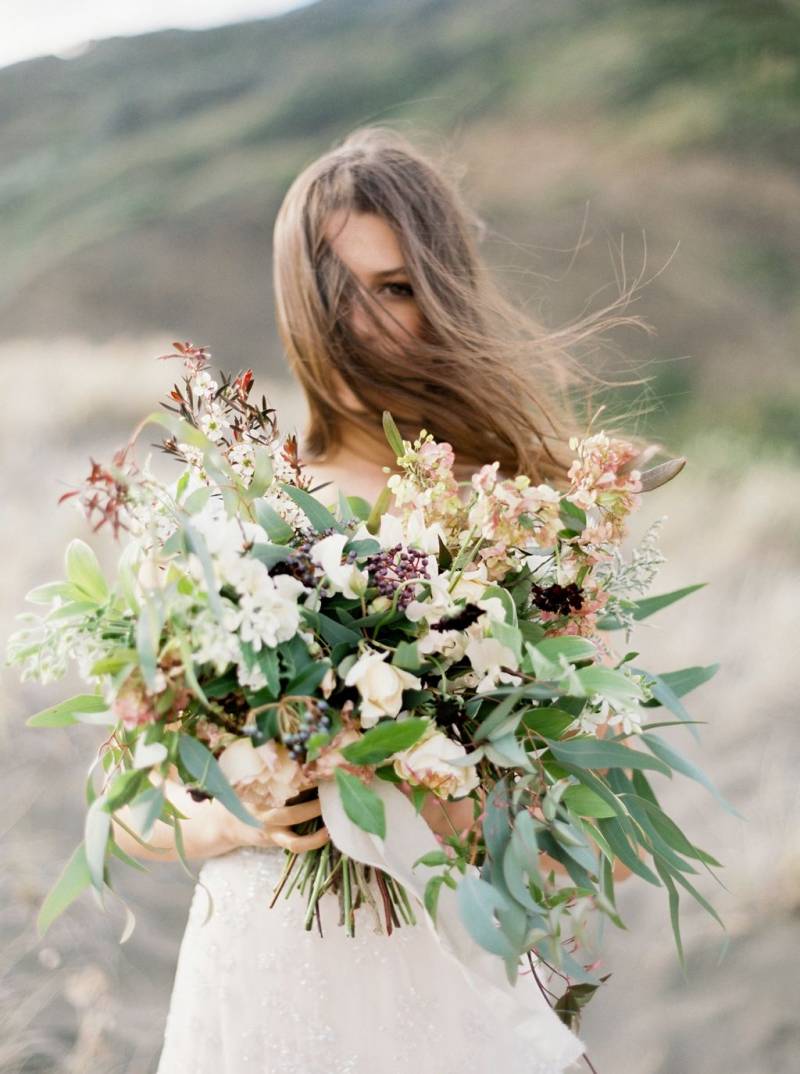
[[1, 1, 798, 1071]]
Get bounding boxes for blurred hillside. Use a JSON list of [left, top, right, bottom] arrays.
[[1, 0, 799, 450]]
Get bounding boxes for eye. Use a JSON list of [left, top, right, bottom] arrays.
[[379, 282, 414, 298]]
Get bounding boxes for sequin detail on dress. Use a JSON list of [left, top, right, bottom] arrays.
[[155, 846, 583, 1074]]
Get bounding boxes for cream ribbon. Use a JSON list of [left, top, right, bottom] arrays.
[[318, 778, 585, 1072]]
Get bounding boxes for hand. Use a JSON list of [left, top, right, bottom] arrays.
[[397, 780, 476, 837], [215, 795, 331, 855]]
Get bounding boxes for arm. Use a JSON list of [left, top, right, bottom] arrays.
[[111, 767, 330, 863]]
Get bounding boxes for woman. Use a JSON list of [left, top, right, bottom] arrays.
[[117, 126, 645, 1073]]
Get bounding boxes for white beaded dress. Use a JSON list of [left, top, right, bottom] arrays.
[[154, 783, 586, 1074]]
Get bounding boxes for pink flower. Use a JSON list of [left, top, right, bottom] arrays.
[[471, 462, 500, 495], [418, 439, 455, 481], [112, 674, 159, 732], [218, 738, 314, 811]]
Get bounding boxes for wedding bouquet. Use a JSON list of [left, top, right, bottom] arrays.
[[5, 341, 727, 1023]]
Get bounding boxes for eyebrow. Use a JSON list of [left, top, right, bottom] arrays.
[[371, 265, 408, 279]]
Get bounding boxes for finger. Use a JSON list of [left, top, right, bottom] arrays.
[[264, 798, 323, 826], [269, 825, 330, 852]]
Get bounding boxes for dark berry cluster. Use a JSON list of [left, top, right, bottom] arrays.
[[271, 545, 316, 588], [530, 582, 584, 615], [187, 788, 213, 802], [364, 543, 430, 610], [430, 602, 484, 632], [284, 700, 333, 762]]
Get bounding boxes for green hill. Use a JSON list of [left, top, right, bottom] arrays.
[[1, 0, 798, 448]]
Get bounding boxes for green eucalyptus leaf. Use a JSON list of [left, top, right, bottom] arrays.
[[341, 717, 430, 765], [534, 636, 596, 665], [597, 817, 661, 885], [546, 736, 671, 776], [654, 859, 685, 969], [346, 495, 372, 521], [392, 640, 423, 672], [521, 707, 576, 739], [482, 777, 513, 863], [597, 584, 707, 630], [25, 581, 80, 604], [64, 539, 108, 603], [36, 843, 92, 938], [563, 784, 619, 818], [26, 693, 109, 728], [183, 486, 211, 514], [253, 500, 296, 543], [424, 874, 445, 923], [474, 687, 527, 742], [366, 483, 393, 535], [183, 521, 223, 617], [85, 796, 111, 893], [641, 732, 742, 817], [178, 736, 261, 828], [573, 666, 644, 703], [285, 659, 330, 697], [456, 874, 518, 958], [105, 770, 149, 812], [279, 482, 344, 533], [126, 785, 166, 840], [642, 663, 720, 701], [382, 411, 406, 459], [484, 733, 534, 771], [502, 827, 542, 913], [135, 597, 163, 692], [334, 768, 386, 837], [247, 446, 274, 499], [311, 611, 361, 647], [413, 849, 452, 868]]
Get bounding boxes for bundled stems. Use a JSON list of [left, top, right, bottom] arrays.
[[269, 841, 419, 939]]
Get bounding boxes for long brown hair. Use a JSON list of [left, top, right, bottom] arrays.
[[272, 125, 652, 486]]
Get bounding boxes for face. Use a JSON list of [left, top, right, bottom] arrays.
[[323, 209, 423, 347]]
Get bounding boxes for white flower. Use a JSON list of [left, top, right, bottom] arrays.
[[227, 567, 306, 651], [190, 602, 243, 673], [228, 442, 255, 478], [344, 649, 421, 728], [199, 403, 231, 442], [193, 371, 219, 398], [393, 727, 480, 799], [417, 627, 467, 661], [309, 532, 368, 599], [136, 556, 168, 591], [607, 704, 644, 736], [475, 593, 507, 623], [577, 701, 609, 735], [464, 635, 521, 694], [178, 443, 205, 470], [132, 737, 168, 769], [320, 667, 336, 698], [351, 507, 445, 556], [404, 559, 489, 626]]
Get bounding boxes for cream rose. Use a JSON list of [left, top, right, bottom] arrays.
[[217, 737, 313, 810], [344, 649, 421, 728], [393, 728, 480, 799]]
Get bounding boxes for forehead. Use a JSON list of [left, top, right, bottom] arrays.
[[323, 209, 404, 279]]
